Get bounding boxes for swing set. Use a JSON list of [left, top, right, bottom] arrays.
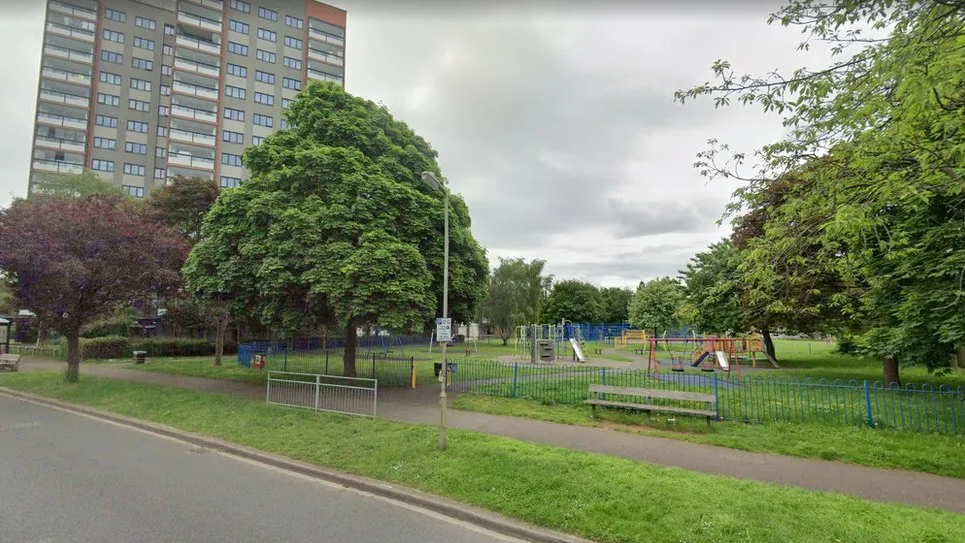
[[646, 335, 777, 379]]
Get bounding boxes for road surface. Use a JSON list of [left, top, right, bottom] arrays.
[[0, 394, 523, 543]]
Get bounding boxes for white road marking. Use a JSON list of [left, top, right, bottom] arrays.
[[0, 421, 40, 431]]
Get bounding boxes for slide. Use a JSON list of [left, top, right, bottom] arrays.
[[715, 350, 730, 370], [570, 338, 587, 363]]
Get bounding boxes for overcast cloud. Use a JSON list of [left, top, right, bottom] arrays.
[[0, 1, 837, 288]]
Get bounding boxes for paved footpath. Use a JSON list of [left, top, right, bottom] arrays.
[[14, 358, 965, 514]]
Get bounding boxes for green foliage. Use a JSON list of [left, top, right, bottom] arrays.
[[78, 336, 129, 359], [66, 336, 237, 359], [678, 240, 746, 334], [628, 277, 685, 334], [27, 171, 123, 201], [481, 258, 547, 342], [81, 316, 131, 338], [540, 280, 603, 323], [183, 83, 488, 355], [145, 176, 221, 245], [598, 287, 633, 323]]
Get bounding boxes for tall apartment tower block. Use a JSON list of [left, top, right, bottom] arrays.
[[30, 0, 346, 198]]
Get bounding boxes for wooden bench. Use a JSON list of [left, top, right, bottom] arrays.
[[585, 384, 717, 426], [0, 353, 21, 372]]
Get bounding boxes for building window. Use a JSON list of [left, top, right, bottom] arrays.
[[285, 15, 303, 29], [100, 50, 123, 64], [252, 135, 264, 145], [224, 85, 246, 99], [220, 176, 241, 188], [163, 44, 173, 56], [127, 120, 149, 133], [97, 93, 120, 106], [123, 185, 145, 198], [123, 164, 146, 176], [105, 8, 126, 22], [161, 64, 172, 76], [222, 130, 244, 144], [160, 84, 170, 96], [133, 37, 155, 51], [154, 167, 166, 179], [164, 24, 175, 36], [252, 113, 273, 128], [93, 137, 116, 150], [230, 0, 250, 14], [103, 29, 124, 43], [283, 77, 301, 91], [258, 7, 277, 21], [95, 114, 118, 128], [158, 105, 169, 117], [255, 70, 275, 84], [257, 28, 276, 42], [280, 118, 289, 129], [221, 153, 242, 166], [256, 49, 276, 63], [155, 146, 166, 158], [130, 78, 152, 91], [226, 63, 247, 77], [227, 41, 249, 56], [99, 71, 122, 85], [254, 92, 274, 106], [132, 57, 154, 71], [229, 19, 249, 34], [223, 107, 245, 121], [91, 159, 114, 172], [135, 16, 156, 30], [125, 142, 147, 154], [283, 56, 302, 71], [284, 36, 302, 50], [128, 98, 151, 112], [157, 126, 168, 137]]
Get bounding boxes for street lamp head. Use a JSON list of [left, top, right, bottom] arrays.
[[420, 171, 444, 192]]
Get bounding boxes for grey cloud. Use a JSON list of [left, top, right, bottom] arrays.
[[605, 196, 725, 239]]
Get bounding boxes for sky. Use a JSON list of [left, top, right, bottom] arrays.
[[0, 0, 838, 289]]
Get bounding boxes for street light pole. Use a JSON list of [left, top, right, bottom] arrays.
[[421, 171, 449, 450]]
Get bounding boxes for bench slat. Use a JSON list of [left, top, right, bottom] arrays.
[[585, 399, 715, 417], [588, 384, 714, 403]]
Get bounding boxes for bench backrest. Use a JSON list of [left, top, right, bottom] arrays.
[[588, 384, 714, 404], [0, 354, 21, 361]]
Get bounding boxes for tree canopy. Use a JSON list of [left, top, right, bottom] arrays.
[[146, 176, 221, 245], [481, 258, 547, 345], [599, 287, 633, 323], [541, 280, 603, 324], [183, 83, 489, 374], [678, 240, 745, 336], [28, 171, 123, 201], [628, 277, 685, 335]]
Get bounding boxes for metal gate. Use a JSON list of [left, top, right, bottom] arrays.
[[266, 371, 377, 417]]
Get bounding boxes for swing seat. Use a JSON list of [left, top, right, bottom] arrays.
[[670, 367, 685, 373]]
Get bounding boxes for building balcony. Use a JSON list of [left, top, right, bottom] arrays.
[[168, 152, 215, 170], [178, 11, 223, 33], [308, 27, 344, 47], [181, 0, 224, 10], [307, 69, 342, 84], [308, 48, 344, 67], [34, 135, 86, 154], [170, 104, 217, 124], [41, 66, 91, 86], [168, 128, 216, 147], [46, 21, 95, 43], [43, 43, 94, 64], [48, 0, 98, 21], [174, 57, 220, 78], [176, 33, 222, 56], [172, 80, 219, 101], [32, 159, 84, 175], [39, 88, 89, 108], [36, 112, 87, 130]]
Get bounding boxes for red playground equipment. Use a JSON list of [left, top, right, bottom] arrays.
[[648, 337, 753, 379]]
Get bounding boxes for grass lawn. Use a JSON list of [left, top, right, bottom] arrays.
[[1, 373, 963, 543], [452, 394, 965, 479]]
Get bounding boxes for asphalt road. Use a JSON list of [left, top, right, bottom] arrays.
[[0, 394, 522, 543]]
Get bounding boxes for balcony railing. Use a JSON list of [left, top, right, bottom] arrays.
[[46, 21, 95, 42], [37, 112, 87, 130], [171, 104, 218, 123], [181, 0, 224, 10], [41, 66, 92, 86], [48, 0, 98, 20], [307, 69, 342, 83], [174, 57, 220, 78], [39, 88, 89, 108], [34, 136, 86, 153], [308, 48, 344, 67], [168, 152, 215, 170], [176, 33, 222, 55], [168, 128, 216, 146], [33, 159, 84, 174], [177, 11, 223, 33], [308, 27, 344, 47], [172, 80, 219, 100], [43, 43, 94, 64]]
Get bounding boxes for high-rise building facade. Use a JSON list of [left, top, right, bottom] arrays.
[[29, 0, 346, 198]]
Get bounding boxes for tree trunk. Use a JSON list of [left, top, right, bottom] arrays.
[[883, 356, 900, 386], [761, 326, 777, 362], [65, 332, 81, 383], [343, 319, 357, 377], [213, 315, 229, 366], [501, 335, 509, 346], [956, 345, 965, 369]]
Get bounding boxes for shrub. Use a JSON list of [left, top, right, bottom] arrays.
[[82, 316, 132, 338], [835, 335, 861, 355], [130, 337, 238, 358], [79, 336, 131, 359]]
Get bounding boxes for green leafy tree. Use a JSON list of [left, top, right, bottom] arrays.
[[599, 287, 633, 323], [480, 258, 547, 345], [183, 83, 489, 376], [678, 240, 746, 336], [541, 280, 603, 324], [28, 171, 123, 201], [628, 277, 685, 336]]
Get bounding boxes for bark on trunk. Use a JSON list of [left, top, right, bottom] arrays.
[[761, 327, 777, 362], [883, 356, 900, 386], [956, 345, 965, 369], [343, 319, 357, 377], [65, 332, 81, 383], [501, 335, 509, 346], [213, 315, 229, 366]]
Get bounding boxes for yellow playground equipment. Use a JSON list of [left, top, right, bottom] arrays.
[[614, 329, 648, 348]]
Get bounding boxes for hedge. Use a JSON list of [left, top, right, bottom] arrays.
[[62, 336, 239, 360]]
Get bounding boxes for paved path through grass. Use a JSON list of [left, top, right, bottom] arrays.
[[19, 357, 965, 514]]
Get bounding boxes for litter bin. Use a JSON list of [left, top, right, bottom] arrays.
[[133, 351, 147, 365]]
